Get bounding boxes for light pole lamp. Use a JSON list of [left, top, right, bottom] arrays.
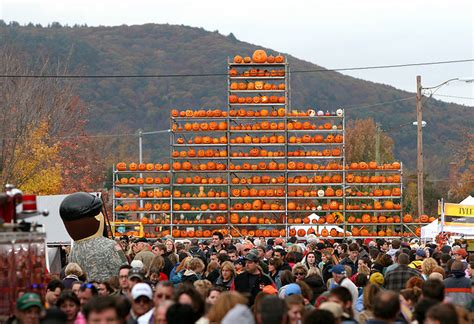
[[415, 76, 473, 217]]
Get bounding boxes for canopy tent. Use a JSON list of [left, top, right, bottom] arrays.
[[422, 196, 474, 238]]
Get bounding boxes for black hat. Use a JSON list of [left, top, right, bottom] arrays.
[[135, 237, 148, 244], [244, 252, 259, 262], [59, 192, 102, 221]]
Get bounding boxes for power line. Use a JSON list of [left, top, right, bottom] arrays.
[[344, 96, 416, 111], [1, 58, 473, 79], [432, 94, 474, 100]]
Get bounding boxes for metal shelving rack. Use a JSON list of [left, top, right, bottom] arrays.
[[111, 52, 424, 240]]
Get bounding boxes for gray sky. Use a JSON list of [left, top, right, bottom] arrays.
[[2, 0, 473, 105]]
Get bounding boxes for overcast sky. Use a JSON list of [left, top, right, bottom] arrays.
[[2, 0, 473, 106]]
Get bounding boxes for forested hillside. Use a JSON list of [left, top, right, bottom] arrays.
[[1, 22, 472, 178]]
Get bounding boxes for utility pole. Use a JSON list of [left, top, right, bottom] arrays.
[[375, 123, 381, 165], [416, 76, 424, 217]]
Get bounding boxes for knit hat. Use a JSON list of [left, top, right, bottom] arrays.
[[369, 272, 384, 286]]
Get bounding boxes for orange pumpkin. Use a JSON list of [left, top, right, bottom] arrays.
[[252, 49, 268, 63]]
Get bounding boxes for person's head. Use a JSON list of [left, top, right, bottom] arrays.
[[273, 248, 286, 260], [406, 276, 424, 289], [45, 279, 65, 305], [78, 283, 99, 308], [257, 295, 288, 324], [131, 283, 153, 317], [280, 270, 296, 286], [152, 243, 166, 256], [189, 257, 205, 274], [362, 283, 381, 312], [119, 235, 129, 251], [128, 267, 145, 289], [390, 239, 401, 250], [209, 252, 219, 264], [65, 262, 83, 278], [118, 264, 132, 291], [166, 303, 197, 323], [425, 302, 459, 324], [220, 261, 236, 281], [422, 279, 445, 302], [453, 248, 467, 261], [154, 300, 173, 324], [193, 279, 213, 298], [413, 298, 440, 324], [206, 260, 220, 275], [206, 286, 223, 305], [451, 260, 465, 272], [244, 253, 260, 274], [135, 237, 150, 252], [431, 266, 446, 279], [303, 309, 336, 324], [328, 286, 353, 316], [255, 245, 266, 259], [207, 291, 247, 323], [57, 291, 81, 322], [421, 258, 438, 276], [228, 249, 238, 261], [348, 243, 359, 261], [397, 253, 410, 265], [330, 264, 347, 284], [285, 294, 304, 324], [268, 257, 283, 273], [372, 290, 400, 321], [354, 273, 368, 288], [174, 284, 205, 319], [154, 281, 174, 306], [400, 287, 422, 308], [15, 293, 44, 324], [83, 296, 121, 323], [98, 281, 115, 296], [71, 281, 82, 296], [212, 231, 224, 247], [292, 263, 309, 280], [306, 252, 317, 266], [223, 234, 233, 246], [165, 239, 175, 253]]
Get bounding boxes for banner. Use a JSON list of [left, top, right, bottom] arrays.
[[439, 202, 474, 227]]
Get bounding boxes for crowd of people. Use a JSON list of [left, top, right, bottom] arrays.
[[9, 233, 474, 324]]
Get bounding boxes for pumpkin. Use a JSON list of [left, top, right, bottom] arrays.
[[297, 229, 306, 237], [403, 214, 413, 223], [252, 49, 268, 63], [275, 55, 285, 63], [321, 228, 329, 237]]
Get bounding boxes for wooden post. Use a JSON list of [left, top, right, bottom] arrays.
[[416, 76, 424, 217]]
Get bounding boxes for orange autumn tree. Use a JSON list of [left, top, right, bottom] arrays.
[[345, 118, 395, 163]]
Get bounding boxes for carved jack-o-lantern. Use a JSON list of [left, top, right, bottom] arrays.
[[255, 81, 264, 90], [317, 190, 325, 197], [336, 109, 344, 117]]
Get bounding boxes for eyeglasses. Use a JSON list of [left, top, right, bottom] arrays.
[[295, 272, 306, 276], [119, 275, 128, 279]]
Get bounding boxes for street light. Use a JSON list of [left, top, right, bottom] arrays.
[[415, 76, 473, 217]]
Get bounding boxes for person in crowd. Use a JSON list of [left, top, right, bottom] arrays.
[[63, 263, 84, 289], [422, 279, 445, 302], [215, 260, 236, 290], [425, 302, 459, 324], [133, 238, 155, 271], [78, 283, 99, 309], [383, 253, 421, 291], [421, 257, 438, 280], [318, 301, 346, 324], [9, 293, 44, 324], [444, 260, 472, 307], [268, 257, 284, 288], [57, 291, 85, 324], [320, 250, 335, 284], [128, 268, 145, 290], [358, 283, 380, 324], [367, 290, 400, 324], [182, 257, 205, 284], [273, 247, 292, 271], [174, 284, 206, 321], [453, 248, 468, 265], [339, 243, 359, 275], [129, 283, 154, 323], [399, 287, 422, 322], [286, 294, 304, 324], [115, 265, 132, 297], [194, 279, 213, 299], [98, 281, 115, 296], [71, 281, 82, 296], [328, 286, 358, 323], [409, 249, 426, 270], [151, 243, 175, 277], [205, 260, 220, 283], [256, 295, 288, 324], [303, 275, 326, 304], [165, 303, 195, 323], [45, 279, 65, 308], [329, 264, 358, 316], [292, 263, 309, 281], [83, 296, 123, 324], [412, 298, 440, 324], [303, 308, 336, 324], [206, 286, 223, 305], [205, 291, 248, 323], [304, 251, 318, 271], [386, 239, 401, 258], [232, 252, 275, 305], [209, 231, 225, 254]]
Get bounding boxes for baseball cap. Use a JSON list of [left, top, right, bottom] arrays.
[[130, 260, 144, 269], [17, 293, 44, 311], [274, 237, 284, 246], [128, 267, 145, 281], [244, 252, 259, 262], [369, 272, 384, 286], [454, 248, 467, 257], [329, 264, 346, 275], [131, 283, 153, 300], [284, 283, 302, 296], [262, 285, 278, 295], [416, 249, 426, 258], [234, 257, 245, 266]]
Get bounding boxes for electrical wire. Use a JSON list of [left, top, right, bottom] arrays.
[[432, 94, 474, 100], [1, 58, 473, 79]]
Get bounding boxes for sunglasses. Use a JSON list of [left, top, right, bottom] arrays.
[[135, 297, 151, 304], [155, 293, 172, 300], [295, 272, 306, 276]]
